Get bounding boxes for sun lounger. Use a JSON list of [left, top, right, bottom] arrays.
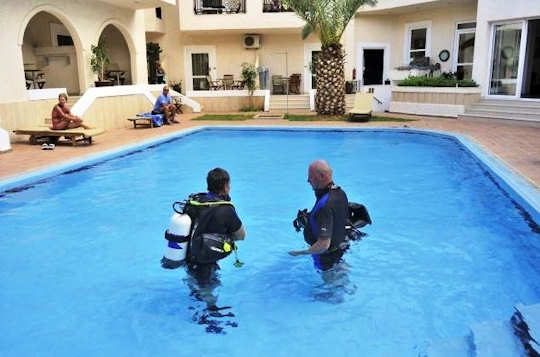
[[348, 92, 373, 121], [127, 112, 164, 128], [14, 119, 104, 146]]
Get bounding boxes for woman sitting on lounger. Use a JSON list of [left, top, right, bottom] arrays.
[[51, 93, 91, 130]]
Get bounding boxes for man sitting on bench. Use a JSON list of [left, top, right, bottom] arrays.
[[51, 93, 91, 130], [152, 85, 179, 125]]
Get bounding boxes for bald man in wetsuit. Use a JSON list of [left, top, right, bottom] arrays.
[[289, 160, 349, 280]]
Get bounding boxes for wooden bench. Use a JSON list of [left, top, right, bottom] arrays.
[[14, 119, 104, 146], [127, 117, 155, 128]]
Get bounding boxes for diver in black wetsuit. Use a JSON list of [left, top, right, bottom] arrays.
[[185, 168, 246, 311], [289, 160, 349, 281]]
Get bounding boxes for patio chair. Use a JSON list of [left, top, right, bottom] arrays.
[[272, 75, 285, 94], [289, 73, 301, 94], [232, 80, 245, 90], [347, 92, 373, 122], [206, 74, 223, 90], [35, 73, 46, 89], [24, 72, 33, 89], [223, 74, 234, 90]]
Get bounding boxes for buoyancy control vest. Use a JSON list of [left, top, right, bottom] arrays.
[[161, 192, 236, 269], [184, 192, 236, 265]]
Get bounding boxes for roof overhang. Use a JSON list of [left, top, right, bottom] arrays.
[[96, 0, 175, 10], [357, 0, 476, 15]]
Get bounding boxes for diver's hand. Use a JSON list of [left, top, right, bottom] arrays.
[[288, 250, 308, 256]]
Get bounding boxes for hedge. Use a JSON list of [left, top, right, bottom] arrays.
[[397, 76, 478, 87]]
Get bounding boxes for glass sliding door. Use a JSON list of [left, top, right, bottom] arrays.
[[489, 23, 523, 96]]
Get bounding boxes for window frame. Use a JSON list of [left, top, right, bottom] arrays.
[[404, 21, 431, 65], [453, 21, 476, 79]]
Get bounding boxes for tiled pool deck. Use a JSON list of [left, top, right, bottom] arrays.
[[1, 112, 539, 189]]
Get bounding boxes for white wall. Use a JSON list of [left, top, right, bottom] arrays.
[[473, 0, 540, 92], [355, 2, 477, 79], [0, 0, 149, 104]]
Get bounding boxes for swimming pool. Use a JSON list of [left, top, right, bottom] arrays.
[[0, 127, 539, 356]]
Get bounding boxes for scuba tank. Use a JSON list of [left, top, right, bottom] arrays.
[[161, 201, 191, 269]]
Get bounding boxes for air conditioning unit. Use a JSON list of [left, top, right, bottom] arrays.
[[243, 34, 261, 49]]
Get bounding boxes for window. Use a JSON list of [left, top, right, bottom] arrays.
[[410, 28, 427, 61], [155, 7, 162, 19], [405, 22, 431, 64], [57, 35, 74, 46], [454, 22, 476, 80]]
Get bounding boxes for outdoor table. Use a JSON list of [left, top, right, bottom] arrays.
[[107, 70, 126, 85]]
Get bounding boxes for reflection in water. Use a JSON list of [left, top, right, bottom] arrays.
[[183, 268, 238, 334], [313, 261, 357, 304]]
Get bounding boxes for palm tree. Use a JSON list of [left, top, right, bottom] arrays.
[[281, 0, 376, 115]]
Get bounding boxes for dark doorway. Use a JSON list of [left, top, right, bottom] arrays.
[[363, 49, 384, 85], [311, 50, 321, 89], [522, 19, 540, 98]]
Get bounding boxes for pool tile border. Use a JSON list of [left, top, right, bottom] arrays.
[[1, 125, 538, 224]]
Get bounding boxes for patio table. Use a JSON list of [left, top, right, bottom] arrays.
[[107, 70, 126, 85]]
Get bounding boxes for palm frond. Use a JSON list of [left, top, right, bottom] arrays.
[[301, 23, 314, 40], [282, 0, 377, 46]]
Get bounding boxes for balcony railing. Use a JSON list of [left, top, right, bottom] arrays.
[[194, 0, 246, 14], [263, 0, 294, 13]]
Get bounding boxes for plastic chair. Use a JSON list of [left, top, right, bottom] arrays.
[[272, 75, 285, 94], [223, 75, 234, 90], [206, 74, 223, 90], [36, 73, 46, 89], [348, 93, 373, 121], [289, 73, 301, 94]]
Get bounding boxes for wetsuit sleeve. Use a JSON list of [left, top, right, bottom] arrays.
[[314, 205, 333, 240], [224, 206, 242, 234]]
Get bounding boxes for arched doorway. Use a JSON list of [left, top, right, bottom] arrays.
[[21, 11, 81, 94], [98, 24, 132, 85]]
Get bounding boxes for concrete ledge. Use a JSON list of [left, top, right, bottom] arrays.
[[390, 101, 464, 117]]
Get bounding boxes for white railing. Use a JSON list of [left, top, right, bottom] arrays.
[[71, 85, 201, 116]]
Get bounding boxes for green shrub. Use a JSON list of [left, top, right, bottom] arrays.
[[239, 105, 263, 112], [241, 63, 257, 95], [398, 75, 478, 87], [169, 80, 182, 93]]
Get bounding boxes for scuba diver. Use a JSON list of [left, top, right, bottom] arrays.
[[161, 168, 246, 318], [289, 160, 371, 285]]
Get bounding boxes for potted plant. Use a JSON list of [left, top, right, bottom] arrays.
[[241, 62, 257, 106], [90, 37, 113, 87]]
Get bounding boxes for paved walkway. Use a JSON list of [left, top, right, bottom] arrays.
[[1, 113, 539, 188]]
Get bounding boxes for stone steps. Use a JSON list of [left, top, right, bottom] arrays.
[[269, 94, 310, 110], [421, 302, 540, 357], [459, 99, 540, 123], [471, 320, 526, 357]]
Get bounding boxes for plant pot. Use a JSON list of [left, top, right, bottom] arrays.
[[95, 80, 114, 87]]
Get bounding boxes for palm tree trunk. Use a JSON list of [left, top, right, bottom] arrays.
[[315, 44, 345, 115]]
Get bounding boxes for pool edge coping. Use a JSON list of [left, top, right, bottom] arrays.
[[1, 124, 538, 224]]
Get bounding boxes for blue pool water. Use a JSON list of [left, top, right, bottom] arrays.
[[0, 128, 539, 356]]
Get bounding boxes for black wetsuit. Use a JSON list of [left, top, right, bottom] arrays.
[[187, 194, 242, 287], [303, 183, 349, 271]]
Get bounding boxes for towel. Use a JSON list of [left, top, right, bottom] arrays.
[[136, 112, 164, 127]]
